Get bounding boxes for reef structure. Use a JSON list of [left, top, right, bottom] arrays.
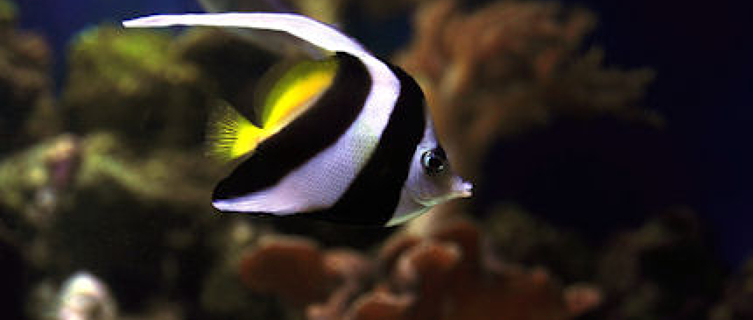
[[235, 219, 599, 320]]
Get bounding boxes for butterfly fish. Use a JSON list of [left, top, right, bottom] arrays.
[[122, 13, 473, 226]]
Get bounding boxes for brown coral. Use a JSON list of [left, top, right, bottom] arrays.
[[397, 0, 656, 180], [239, 220, 590, 320], [239, 235, 374, 307], [240, 236, 338, 305], [385, 221, 569, 320], [343, 290, 413, 320], [597, 208, 723, 319]]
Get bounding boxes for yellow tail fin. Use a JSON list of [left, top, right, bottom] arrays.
[[206, 101, 264, 161]]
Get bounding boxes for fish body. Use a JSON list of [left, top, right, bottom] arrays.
[[123, 13, 472, 226]]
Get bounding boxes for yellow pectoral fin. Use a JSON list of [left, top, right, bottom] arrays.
[[261, 57, 338, 130], [206, 101, 266, 161]]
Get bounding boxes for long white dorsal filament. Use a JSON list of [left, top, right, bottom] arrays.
[[122, 13, 368, 57]]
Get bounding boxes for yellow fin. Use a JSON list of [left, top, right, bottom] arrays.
[[206, 101, 264, 161], [260, 57, 338, 131]]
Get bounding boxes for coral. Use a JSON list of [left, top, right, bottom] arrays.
[[199, 219, 300, 320], [340, 291, 413, 320], [0, 0, 17, 25], [201, 260, 290, 320], [397, 0, 656, 179], [597, 208, 724, 320], [238, 235, 374, 307], [385, 221, 570, 320], [481, 206, 726, 320], [61, 26, 210, 150], [308, 208, 721, 320], [55, 271, 117, 320], [0, 0, 57, 153], [0, 133, 216, 216], [200, 224, 377, 320], [235, 219, 593, 320], [710, 258, 753, 320], [240, 236, 339, 305], [0, 134, 82, 230], [484, 204, 593, 282], [0, 133, 219, 311], [562, 283, 602, 318]]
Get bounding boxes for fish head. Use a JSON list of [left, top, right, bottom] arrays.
[[404, 121, 472, 209], [405, 144, 472, 208]]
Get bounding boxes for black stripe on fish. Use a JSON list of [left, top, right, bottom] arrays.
[[213, 52, 371, 200], [308, 63, 427, 225]]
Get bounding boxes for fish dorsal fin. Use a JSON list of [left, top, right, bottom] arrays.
[[255, 57, 338, 132], [206, 101, 264, 161]]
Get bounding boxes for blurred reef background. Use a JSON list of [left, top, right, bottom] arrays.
[[1, 0, 752, 320]]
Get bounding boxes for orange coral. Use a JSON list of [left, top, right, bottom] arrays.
[[344, 290, 412, 320], [239, 220, 595, 320], [239, 236, 338, 305], [239, 236, 374, 307], [386, 221, 570, 320]]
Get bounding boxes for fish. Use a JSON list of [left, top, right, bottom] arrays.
[[122, 12, 472, 226]]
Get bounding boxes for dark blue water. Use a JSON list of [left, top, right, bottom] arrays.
[[563, 0, 753, 266]]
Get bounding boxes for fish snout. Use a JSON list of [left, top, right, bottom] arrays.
[[452, 176, 473, 199]]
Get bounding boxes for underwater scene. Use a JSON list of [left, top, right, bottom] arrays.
[[1, 0, 751, 319]]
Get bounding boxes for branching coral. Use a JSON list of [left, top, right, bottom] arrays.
[[232, 208, 721, 320], [236, 220, 598, 320], [240, 236, 346, 305], [397, 0, 656, 179]]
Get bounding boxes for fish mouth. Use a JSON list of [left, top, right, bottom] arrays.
[[451, 176, 473, 199], [417, 177, 473, 207]]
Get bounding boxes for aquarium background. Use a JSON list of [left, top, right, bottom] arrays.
[[2, 0, 751, 320]]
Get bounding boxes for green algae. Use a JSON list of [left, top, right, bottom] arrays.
[[71, 26, 195, 90], [62, 25, 209, 150], [0, 0, 17, 24], [0, 133, 219, 216]]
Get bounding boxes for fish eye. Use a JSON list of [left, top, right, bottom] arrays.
[[421, 149, 447, 176]]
